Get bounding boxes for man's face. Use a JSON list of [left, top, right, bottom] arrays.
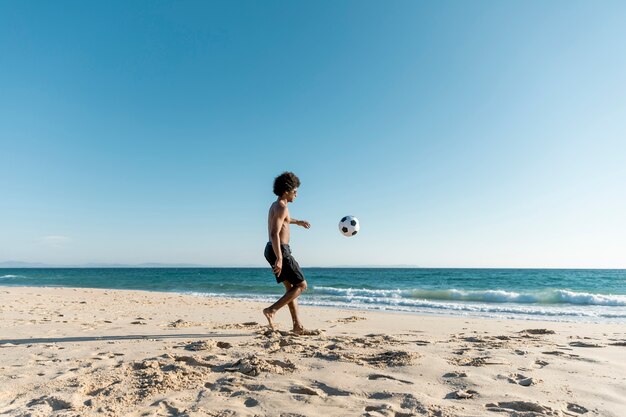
[[286, 188, 298, 202]]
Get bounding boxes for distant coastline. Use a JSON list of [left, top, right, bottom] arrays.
[[2, 262, 624, 269], [0, 261, 212, 269]]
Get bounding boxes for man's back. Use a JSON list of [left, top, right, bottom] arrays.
[[268, 200, 290, 244]]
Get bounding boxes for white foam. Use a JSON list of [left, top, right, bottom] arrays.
[[183, 290, 626, 323], [312, 286, 626, 306], [314, 286, 404, 298], [303, 295, 626, 321], [553, 289, 626, 306]]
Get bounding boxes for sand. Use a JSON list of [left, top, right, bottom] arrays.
[[1, 286, 625, 417]]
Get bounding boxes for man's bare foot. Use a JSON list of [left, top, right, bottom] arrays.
[[263, 308, 276, 330], [291, 325, 322, 336]]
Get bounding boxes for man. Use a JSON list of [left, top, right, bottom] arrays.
[[263, 171, 311, 334]]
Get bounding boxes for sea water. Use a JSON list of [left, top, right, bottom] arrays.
[[1, 268, 625, 323]]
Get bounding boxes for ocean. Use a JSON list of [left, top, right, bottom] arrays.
[[1, 268, 625, 323]]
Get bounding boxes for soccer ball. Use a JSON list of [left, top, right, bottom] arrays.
[[339, 215, 360, 237]]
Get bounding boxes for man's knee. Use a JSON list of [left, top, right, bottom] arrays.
[[296, 280, 307, 291]]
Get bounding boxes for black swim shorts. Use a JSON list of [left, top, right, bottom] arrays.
[[264, 242, 306, 285]]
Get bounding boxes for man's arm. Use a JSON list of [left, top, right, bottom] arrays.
[[270, 205, 288, 276], [289, 218, 311, 229]]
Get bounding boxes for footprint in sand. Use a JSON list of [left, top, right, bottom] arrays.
[[368, 392, 393, 400], [368, 373, 414, 384], [168, 319, 199, 328], [520, 329, 556, 335], [451, 356, 507, 367], [566, 403, 589, 414], [542, 350, 569, 356], [150, 399, 185, 416], [244, 398, 259, 407], [290, 385, 322, 396], [27, 395, 74, 412], [184, 340, 232, 351], [220, 355, 297, 376], [364, 404, 393, 414], [214, 321, 259, 330], [442, 371, 468, 378], [204, 376, 243, 394], [541, 350, 599, 363], [446, 389, 478, 399], [330, 316, 367, 323], [502, 373, 540, 386], [172, 355, 214, 368], [569, 341, 604, 348], [312, 381, 352, 396], [486, 401, 555, 415], [367, 351, 421, 367]]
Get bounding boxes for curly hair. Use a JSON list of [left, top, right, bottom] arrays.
[[273, 172, 301, 196]]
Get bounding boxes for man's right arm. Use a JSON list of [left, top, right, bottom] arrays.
[[269, 205, 287, 277]]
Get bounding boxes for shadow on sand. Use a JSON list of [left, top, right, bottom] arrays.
[[0, 333, 253, 346]]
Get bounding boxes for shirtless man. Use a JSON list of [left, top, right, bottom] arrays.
[[263, 172, 311, 334]]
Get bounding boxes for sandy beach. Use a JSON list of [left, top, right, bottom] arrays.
[[1, 286, 625, 417]]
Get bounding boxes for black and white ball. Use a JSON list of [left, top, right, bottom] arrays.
[[338, 215, 360, 237]]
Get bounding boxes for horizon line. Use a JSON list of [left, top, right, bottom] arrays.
[[1, 261, 625, 270]]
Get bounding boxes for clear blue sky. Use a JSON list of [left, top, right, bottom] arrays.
[[1, 1, 625, 267]]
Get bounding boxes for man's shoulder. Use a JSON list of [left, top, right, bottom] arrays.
[[270, 201, 288, 214]]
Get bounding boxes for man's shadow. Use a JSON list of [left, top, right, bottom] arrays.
[[0, 333, 252, 346]]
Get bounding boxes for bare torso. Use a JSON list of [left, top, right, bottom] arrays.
[[268, 201, 291, 244]]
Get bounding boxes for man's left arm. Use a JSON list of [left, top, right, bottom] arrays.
[[289, 218, 311, 229]]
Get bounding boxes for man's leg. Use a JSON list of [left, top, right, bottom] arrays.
[[281, 281, 304, 332], [263, 280, 307, 331]]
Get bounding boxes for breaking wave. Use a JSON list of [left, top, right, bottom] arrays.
[[312, 286, 626, 306]]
